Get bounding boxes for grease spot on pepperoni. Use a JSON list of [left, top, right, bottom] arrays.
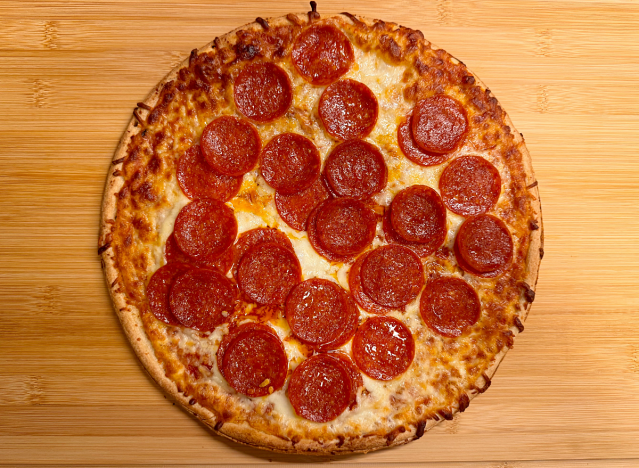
[[397, 113, 450, 167], [176, 145, 242, 201], [455, 214, 513, 276], [231, 228, 294, 279], [439, 156, 501, 216], [390, 185, 447, 252], [420, 277, 481, 337], [275, 177, 332, 231], [173, 199, 237, 262], [288, 354, 352, 422], [324, 140, 387, 199], [412, 95, 468, 154], [201, 116, 261, 176], [237, 242, 302, 305], [292, 24, 354, 85], [234, 62, 292, 123], [165, 232, 233, 274], [285, 279, 358, 350], [348, 252, 396, 315], [352, 316, 415, 381], [319, 79, 378, 141], [146, 262, 191, 326], [313, 198, 377, 258], [218, 324, 288, 397], [360, 245, 424, 308], [260, 133, 321, 195], [169, 268, 238, 331]]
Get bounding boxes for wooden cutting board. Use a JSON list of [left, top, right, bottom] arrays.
[[1, 0, 638, 466]]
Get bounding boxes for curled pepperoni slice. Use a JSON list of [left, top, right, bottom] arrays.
[[348, 252, 396, 315], [260, 133, 321, 195], [285, 279, 359, 350], [176, 145, 242, 201], [169, 268, 238, 331], [420, 277, 481, 337], [237, 242, 302, 305], [173, 199, 237, 262], [288, 354, 353, 422], [312, 198, 377, 258], [234, 62, 292, 123], [165, 233, 233, 274], [201, 116, 261, 176], [146, 262, 191, 326], [352, 316, 415, 381], [218, 323, 288, 397], [397, 113, 450, 167], [319, 79, 378, 141], [412, 95, 468, 154], [439, 156, 501, 216], [382, 208, 437, 259], [275, 177, 331, 231], [292, 24, 354, 85], [455, 215, 513, 276], [231, 228, 294, 278], [360, 245, 424, 308], [324, 140, 387, 199], [390, 185, 447, 252]]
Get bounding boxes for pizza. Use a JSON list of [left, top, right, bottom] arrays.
[[98, 5, 543, 455]]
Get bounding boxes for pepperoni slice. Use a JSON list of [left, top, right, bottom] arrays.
[[146, 262, 191, 326], [397, 113, 450, 167], [312, 198, 377, 258], [291, 24, 354, 85], [165, 233, 233, 274], [201, 116, 261, 176], [288, 354, 353, 422], [231, 227, 294, 278], [348, 252, 396, 315], [352, 316, 415, 381], [218, 323, 288, 397], [275, 177, 331, 231], [324, 140, 387, 199], [382, 208, 437, 258], [285, 279, 359, 350], [411, 95, 468, 154], [360, 245, 424, 308], [455, 215, 513, 276], [169, 268, 238, 331], [328, 352, 363, 409], [237, 242, 302, 305], [260, 133, 321, 195], [173, 199, 237, 262], [234, 62, 292, 123], [389, 185, 447, 253], [319, 79, 378, 141], [176, 145, 242, 201], [420, 277, 481, 337], [439, 156, 501, 216]]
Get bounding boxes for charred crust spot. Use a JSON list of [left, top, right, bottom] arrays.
[[214, 37, 221, 49], [234, 40, 261, 61], [530, 220, 539, 230], [308, 1, 320, 21], [527, 180, 539, 189], [214, 420, 224, 431], [540, 247, 545, 259], [437, 409, 454, 421], [462, 75, 476, 85], [337, 435, 345, 447], [520, 132, 525, 140], [255, 17, 270, 30], [112, 157, 126, 165], [310, 1, 317, 12], [189, 398, 196, 405], [132, 108, 145, 125], [112, 169, 122, 177], [136, 102, 152, 111], [286, 13, 304, 26], [385, 426, 405, 445], [291, 435, 302, 445], [189, 49, 198, 67], [98, 242, 111, 255], [514, 316, 525, 333], [110, 278, 118, 288], [458, 393, 470, 413], [415, 420, 427, 439], [341, 12, 364, 27], [478, 373, 492, 393], [520, 282, 536, 303]]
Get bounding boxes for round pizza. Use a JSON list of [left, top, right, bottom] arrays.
[[99, 5, 543, 455]]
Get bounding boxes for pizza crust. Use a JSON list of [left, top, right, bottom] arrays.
[[99, 10, 543, 455]]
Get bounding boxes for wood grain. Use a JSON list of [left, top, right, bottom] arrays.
[[1, 0, 638, 466]]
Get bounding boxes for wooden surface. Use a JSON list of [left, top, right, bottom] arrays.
[[1, 0, 638, 466]]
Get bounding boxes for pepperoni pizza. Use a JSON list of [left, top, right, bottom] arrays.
[[99, 7, 543, 455]]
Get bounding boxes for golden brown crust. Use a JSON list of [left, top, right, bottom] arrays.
[[99, 11, 542, 455]]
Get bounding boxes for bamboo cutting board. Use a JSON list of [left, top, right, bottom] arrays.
[[1, 0, 639, 466]]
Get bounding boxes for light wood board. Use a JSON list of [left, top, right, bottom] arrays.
[[1, 0, 638, 466]]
